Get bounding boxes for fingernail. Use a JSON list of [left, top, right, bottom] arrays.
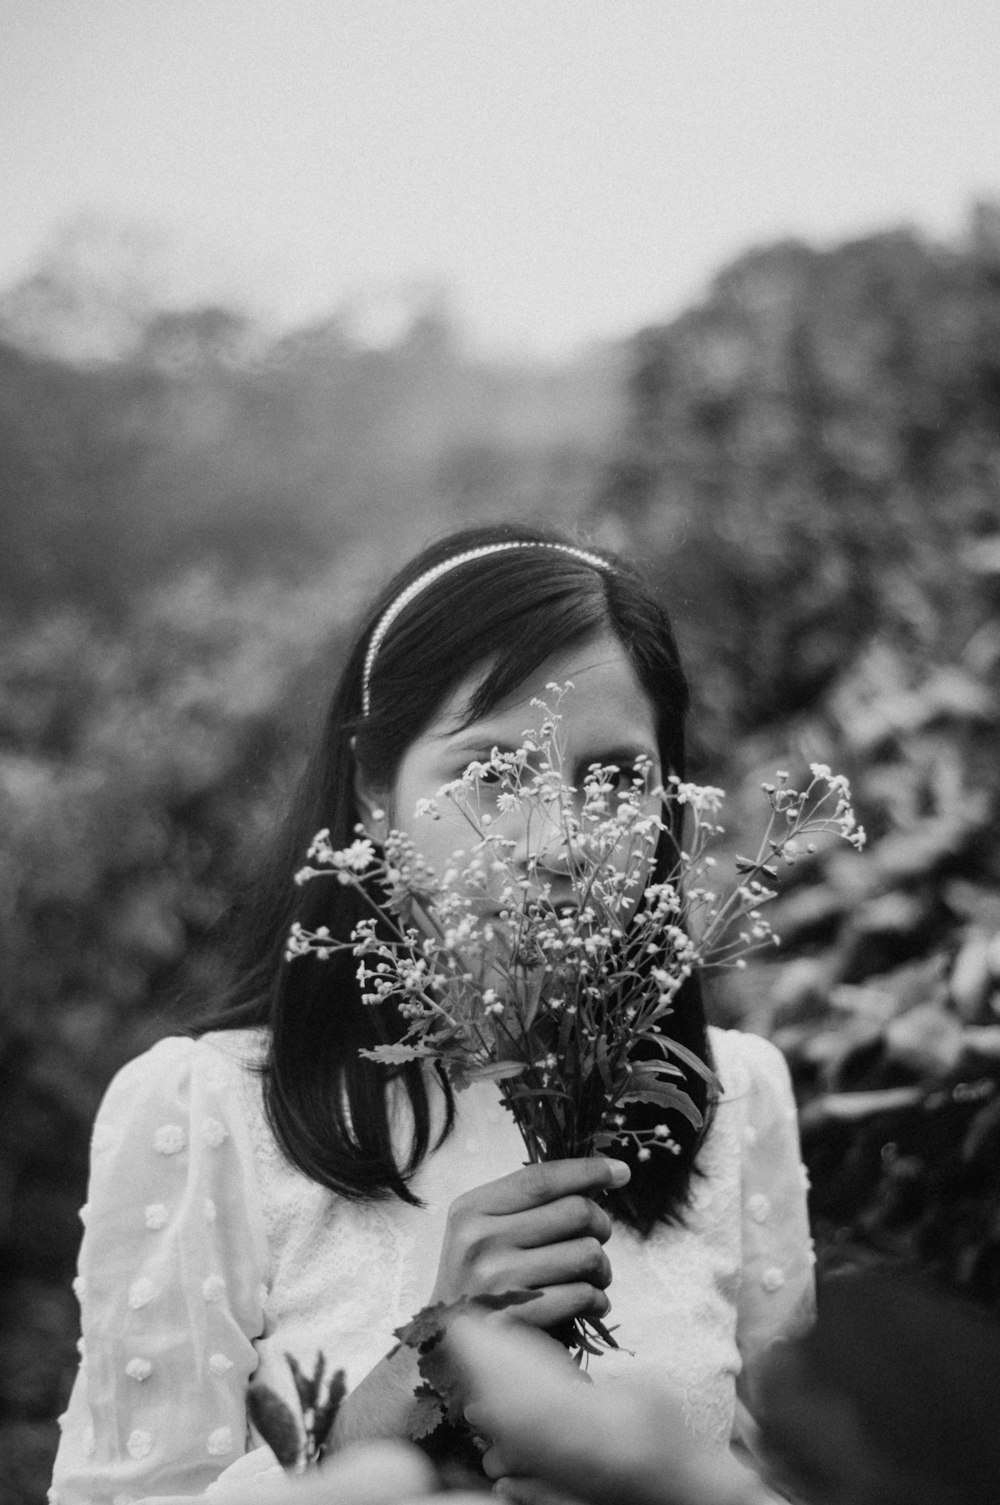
[[604, 1158, 631, 1187]]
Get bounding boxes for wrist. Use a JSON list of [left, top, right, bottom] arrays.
[[329, 1342, 423, 1449]]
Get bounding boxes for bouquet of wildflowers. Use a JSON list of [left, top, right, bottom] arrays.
[[288, 687, 863, 1153], [286, 687, 863, 1354]]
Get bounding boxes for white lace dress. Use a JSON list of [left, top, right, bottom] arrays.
[[51, 1025, 814, 1505]]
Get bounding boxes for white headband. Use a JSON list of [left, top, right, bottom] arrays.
[[361, 540, 610, 716]]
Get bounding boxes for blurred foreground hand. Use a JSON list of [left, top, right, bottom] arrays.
[[443, 1318, 773, 1505], [153, 1438, 483, 1505]]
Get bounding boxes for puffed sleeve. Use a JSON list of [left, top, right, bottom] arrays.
[[733, 1032, 815, 1406], [50, 1036, 271, 1505]]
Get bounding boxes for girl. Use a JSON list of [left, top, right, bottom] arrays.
[[52, 524, 814, 1504]]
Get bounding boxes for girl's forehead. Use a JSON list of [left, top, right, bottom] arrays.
[[434, 634, 656, 742]]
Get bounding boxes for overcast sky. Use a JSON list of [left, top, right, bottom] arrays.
[[3, 0, 998, 356]]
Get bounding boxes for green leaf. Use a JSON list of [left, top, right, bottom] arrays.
[[468, 1060, 527, 1082], [284, 1350, 315, 1414], [628, 1063, 683, 1087], [410, 1387, 447, 1441], [391, 1299, 456, 1354], [247, 1384, 303, 1470], [504, 1083, 573, 1102], [312, 1367, 347, 1458], [619, 1082, 705, 1128], [652, 1036, 721, 1086], [360, 1043, 436, 1065], [391, 1289, 538, 1356]]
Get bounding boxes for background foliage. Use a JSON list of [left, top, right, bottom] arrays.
[[2, 208, 1000, 1502]]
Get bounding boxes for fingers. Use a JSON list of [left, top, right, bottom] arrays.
[[444, 1318, 721, 1505], [504, 1280, 612, 1332], [509, 1237, 612, 1293], [502, 1195, 614, 1249], [458, 1158, 629, 1217], [432, 1160, 627, 1310], [491, 1475, 586, 1505], [449, 1318, 595, 1450], [232, 1439, 436, 1504]]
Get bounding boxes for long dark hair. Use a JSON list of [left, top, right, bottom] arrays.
[[198, 522, 714, 1234]]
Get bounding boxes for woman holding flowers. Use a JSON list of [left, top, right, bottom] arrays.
[[52, 524, 829, 1505]]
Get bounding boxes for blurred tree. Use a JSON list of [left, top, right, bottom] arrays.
[[4, 205, 1000, 1502], [596, 218, 1000, 755], [0, 564, 367, 1498]]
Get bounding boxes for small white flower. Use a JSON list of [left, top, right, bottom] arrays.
[[144, 1203, 169, 1230], [153, 1124, 186, 1156], [126, 1429, 152, 1460], [202, 1274, 226, 1303], [208, 1352, 233, 1376], [125, 1357, 152, 1382], [761, 1266, 786, 1293], [128, 1277, 157, 1310], [330, 837, 376, 873], [207, 1426, 233, 1455], [201, 1118, 228, 1148]]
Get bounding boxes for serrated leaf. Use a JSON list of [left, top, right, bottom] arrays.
[[247, 1384, 303, 1470], [392, 1291, 539, 1425], [392, 1290, 537, 1355], [360, 1043, 436, 1065], [392, 1299, 455, 1353], [409, 1388, 447, 1441]]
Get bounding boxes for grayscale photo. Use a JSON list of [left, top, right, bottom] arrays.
[[2, 4, 999, 1503]]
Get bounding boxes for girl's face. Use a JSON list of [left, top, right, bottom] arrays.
[[370, 631, 662, 915]]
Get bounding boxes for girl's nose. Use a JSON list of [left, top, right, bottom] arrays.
[[505, 796, 582, 880]]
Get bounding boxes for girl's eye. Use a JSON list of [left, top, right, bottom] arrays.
[[593, 764, 637, 791], [586, 762, 656, 795]]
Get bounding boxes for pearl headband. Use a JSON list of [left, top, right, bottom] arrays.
[[361, 540, 611, 716]]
